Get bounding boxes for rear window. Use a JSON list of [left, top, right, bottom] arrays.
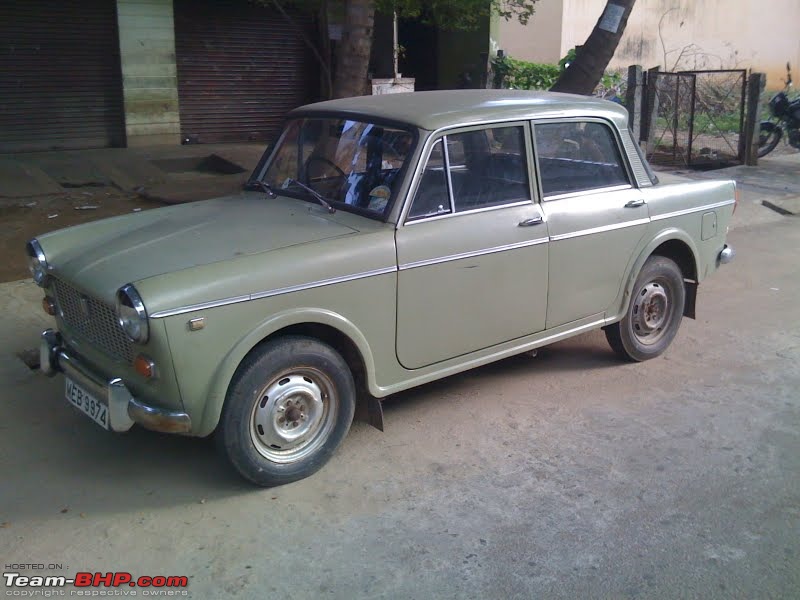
[[535, 122, 630, 197]]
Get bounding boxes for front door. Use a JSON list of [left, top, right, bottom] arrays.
[[395, 124, 549, 370]]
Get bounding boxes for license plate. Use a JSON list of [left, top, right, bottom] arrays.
[[65, 378, 109, 430]]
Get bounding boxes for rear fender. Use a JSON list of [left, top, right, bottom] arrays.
[[608, 228, 700, 323]]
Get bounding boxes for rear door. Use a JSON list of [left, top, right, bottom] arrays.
[[395, 123, 549, 369], [534, 119, 650, 329]]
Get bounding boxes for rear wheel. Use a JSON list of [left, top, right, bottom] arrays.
[[757, 121, 782, 158], [605, 256, 685, 362], [216, 336, 356, 486]]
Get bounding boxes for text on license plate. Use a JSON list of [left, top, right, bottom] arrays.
[[65, 378, 109, 429]]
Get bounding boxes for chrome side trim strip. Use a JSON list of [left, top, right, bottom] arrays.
[[150, 267, 397, 318], [404, 199, 534, 225], [150, 295, 251, 318], [542, 184, 633, 202], [530, 318, 607, 347], [550, 217, 650, 242], [250, 267, 397, 301], [375, 316, 607, 397], [399, 237, 549, 271], [650, 199, 735, 221]]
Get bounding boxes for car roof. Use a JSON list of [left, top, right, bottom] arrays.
[[290, 89, 630, 131]]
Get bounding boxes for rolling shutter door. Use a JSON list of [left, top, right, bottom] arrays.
[[174, 0, 318, 144], [0, 0, 125, 153]]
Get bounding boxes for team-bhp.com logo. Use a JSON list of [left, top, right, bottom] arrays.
[[4, 572, 189, 595]]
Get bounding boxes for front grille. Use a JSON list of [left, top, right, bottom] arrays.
[[52, 279, 133, 363]]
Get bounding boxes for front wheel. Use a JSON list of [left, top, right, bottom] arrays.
[[605, 256, 686, 362], [757, 121, 782, 158], [216, 336, 356, 486]]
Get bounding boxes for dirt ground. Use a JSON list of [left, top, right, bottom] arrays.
[[1, 206, 798, 599], [0, 188, 162, 282]]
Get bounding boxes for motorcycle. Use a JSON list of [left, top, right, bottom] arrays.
[[758, 62, 800, 158]]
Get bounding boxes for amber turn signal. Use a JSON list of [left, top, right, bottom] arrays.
[[134, 354, 157, 379], [42, 296, 56, 316]]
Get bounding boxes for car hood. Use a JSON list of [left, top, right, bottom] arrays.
[[41, 193, 359, 300]]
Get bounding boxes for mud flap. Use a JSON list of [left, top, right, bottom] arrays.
[[684, 281, 697, 319], [355, 394, 384, 432]]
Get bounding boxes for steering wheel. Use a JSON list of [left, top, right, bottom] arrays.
[[305, 156, 345, 180]]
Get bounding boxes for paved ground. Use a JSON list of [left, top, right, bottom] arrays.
[[1, 167, 799, 598]]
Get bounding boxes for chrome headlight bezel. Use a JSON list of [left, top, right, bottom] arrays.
[[116, 284, 149, 344], [26, 239, 48, 286]]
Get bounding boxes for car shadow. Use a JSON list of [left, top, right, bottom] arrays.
[[3, 330, 621, 520], [382, 330, 622, 416]]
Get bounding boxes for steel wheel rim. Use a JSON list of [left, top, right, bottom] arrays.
[[631, 277, 674, 346], [249, 367, 337, 464]]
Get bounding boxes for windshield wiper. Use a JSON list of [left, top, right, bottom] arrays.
[[244, 179, 277, 198], [286, 178, 336, 213]]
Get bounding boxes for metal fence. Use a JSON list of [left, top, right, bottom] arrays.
[[643, 69, 747, 169]]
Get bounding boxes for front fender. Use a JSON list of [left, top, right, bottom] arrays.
[[607, 227, 700, 323], [196, 308, 377, 437]]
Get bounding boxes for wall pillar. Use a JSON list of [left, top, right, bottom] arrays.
[[116, 0, 181, 146], [625, 65, 644, 141], [744, 73, 767, 166]]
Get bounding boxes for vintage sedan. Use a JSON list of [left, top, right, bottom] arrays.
[[30, 90, 736, 486]]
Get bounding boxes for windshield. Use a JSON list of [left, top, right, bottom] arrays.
[[259, 117, 416, 218]]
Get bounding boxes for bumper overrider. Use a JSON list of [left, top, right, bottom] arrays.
[[718, 244, 735, 265], [40, 329, 191, 434]]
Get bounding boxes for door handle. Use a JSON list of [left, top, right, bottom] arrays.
[[518, 216, 544, 227], [624, 199, 646, 208]]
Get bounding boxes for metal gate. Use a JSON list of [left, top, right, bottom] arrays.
[[643, 69, 747, 168], [0, 0, 126, 152], [174, 0, 318, 144]]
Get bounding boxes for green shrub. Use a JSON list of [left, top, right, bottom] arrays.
[[492, 55, 560, 90], [492, 52, 626, 100]]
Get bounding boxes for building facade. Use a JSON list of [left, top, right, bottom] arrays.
[[0, 0, 318, 152], [496, 0, 800, 91]]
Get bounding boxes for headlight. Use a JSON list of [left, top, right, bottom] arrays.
[[116, 284, 149, 343], [26, 239, 48, 286]]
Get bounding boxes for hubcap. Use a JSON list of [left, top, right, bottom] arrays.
[[631, 281, 672, 344], [250, 370, 335, 464]]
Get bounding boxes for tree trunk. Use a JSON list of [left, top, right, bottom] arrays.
[[550, 0, 637, 95], [332, 0, 375, 98]]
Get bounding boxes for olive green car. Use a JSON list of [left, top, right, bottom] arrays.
[[30, 90, 736, 486]]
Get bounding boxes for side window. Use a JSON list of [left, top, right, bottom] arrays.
[[407, 139, 452, 220], [449, 126, 530, 212], [535, 122, 630, 197]]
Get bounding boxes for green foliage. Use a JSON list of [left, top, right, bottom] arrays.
[[595, 70, 625, 100], [491, 54, 559, 90], [558, 47, 577, 72], [376, 0, 539, 30], [493, 50, 627, 99]]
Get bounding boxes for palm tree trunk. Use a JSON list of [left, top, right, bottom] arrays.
[[550, 0, 637, 95], [332, 0, 375, 98]]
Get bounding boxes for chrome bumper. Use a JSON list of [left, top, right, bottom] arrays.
[[718, 244, 735, 265], [40, 329, 191, 434]]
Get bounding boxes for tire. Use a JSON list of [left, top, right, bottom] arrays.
[[216, 336, 356, 486], [605, 256, 686, 362], [757, 121, 782, 158]]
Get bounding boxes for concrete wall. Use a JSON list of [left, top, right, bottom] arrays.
[[498, 0, 800, 91], [496, 0, 564, 65], [116, 0, 180, 146]]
